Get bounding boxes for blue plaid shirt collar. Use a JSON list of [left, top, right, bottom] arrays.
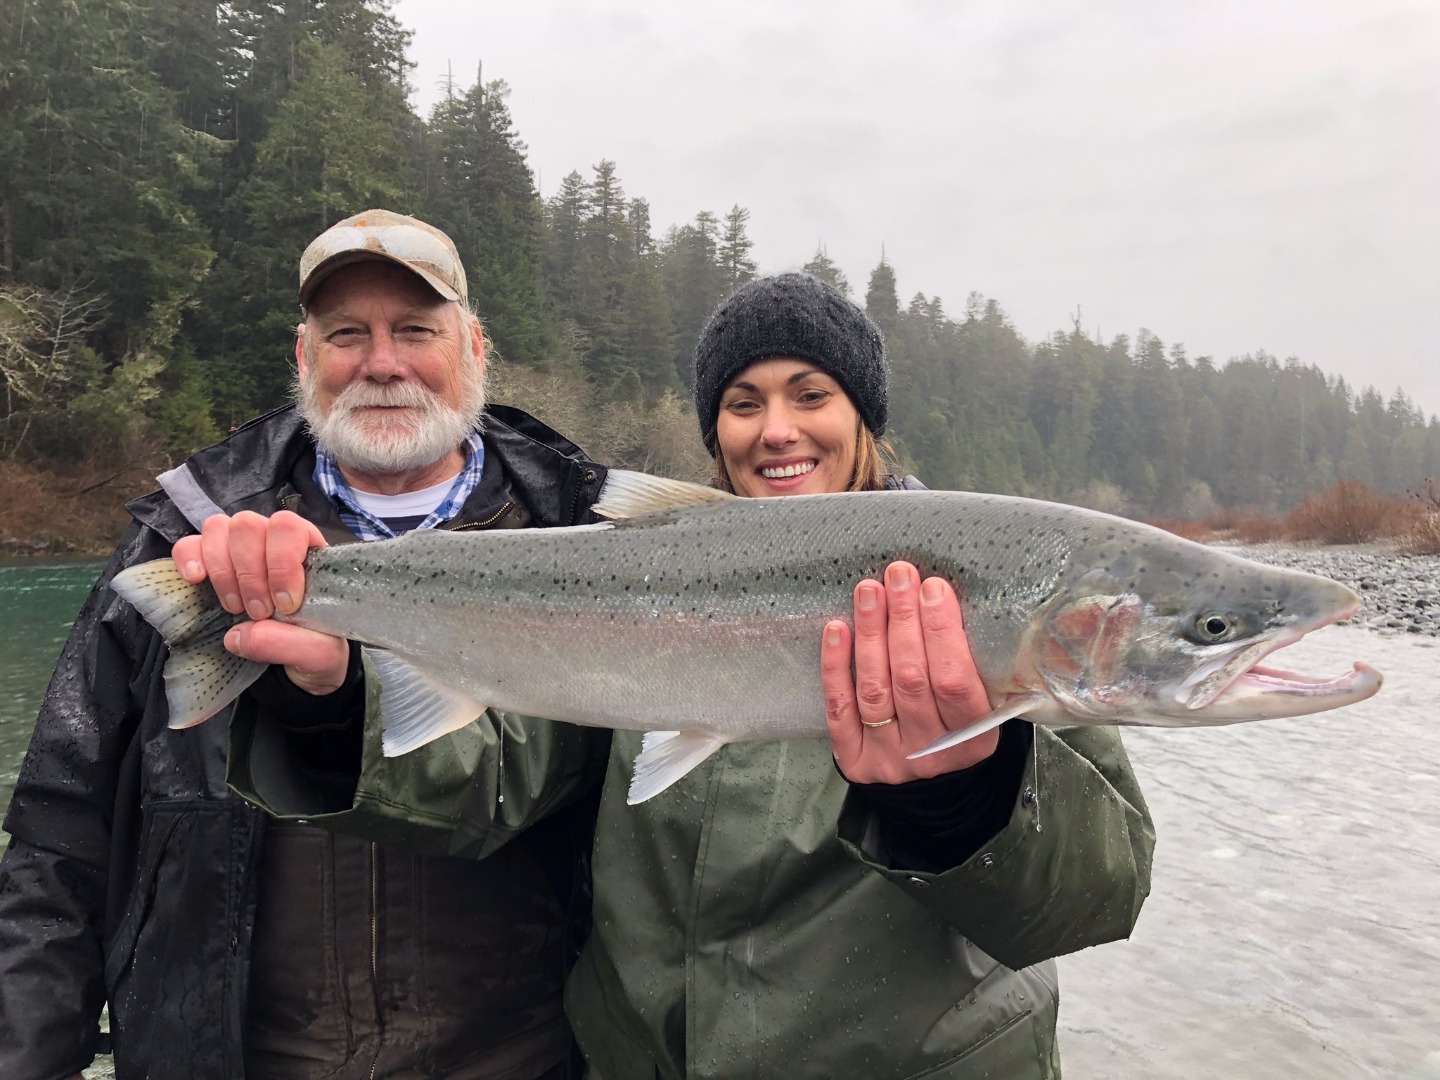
[[313, 432, 486, 540]]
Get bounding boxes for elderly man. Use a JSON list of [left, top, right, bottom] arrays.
[[0, 210, 609, 1079]]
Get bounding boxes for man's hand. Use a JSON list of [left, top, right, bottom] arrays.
[[822, 561, 998, 783], [171, 510, 350, 695]]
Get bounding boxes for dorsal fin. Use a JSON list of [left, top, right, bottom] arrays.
[[593, 469, 736, 520]]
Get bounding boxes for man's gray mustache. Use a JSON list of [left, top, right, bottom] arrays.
[[331, 383, 442, 412]]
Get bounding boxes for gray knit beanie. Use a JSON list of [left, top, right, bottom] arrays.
[[692, 273, 889, 451]]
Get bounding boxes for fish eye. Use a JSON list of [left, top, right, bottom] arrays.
[[1194, 613, 1236, 642]]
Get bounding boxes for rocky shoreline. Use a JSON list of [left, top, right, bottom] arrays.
[[1222, 542, 1440, 637]]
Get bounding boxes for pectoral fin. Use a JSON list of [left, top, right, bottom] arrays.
[[627, 730, 726, 804], [366, 648, 487, 757], [905, 693, 1047, 760]]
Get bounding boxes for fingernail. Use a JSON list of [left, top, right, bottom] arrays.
[[223, 593, 241, 613], [825, 624, 842, 646], [275, 590, 294, 614], [886, 563, 911, 590], [921, 578, 944, 605], [183, 560, 203, 581], [245, 598, 268, 620], [857, 584, 878, 611], [224, 626, 242, 651]]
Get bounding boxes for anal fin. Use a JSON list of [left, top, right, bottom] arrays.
[[627, 730, 726, 804]]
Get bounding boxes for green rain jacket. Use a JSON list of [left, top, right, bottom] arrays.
[[232, 700, 1151, 1080], [571, 727, 1150, 1080]]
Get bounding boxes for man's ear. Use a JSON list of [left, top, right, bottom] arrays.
[[468, 313, 485, 370], [294, 323, 307, 374]]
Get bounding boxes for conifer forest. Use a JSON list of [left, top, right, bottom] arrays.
[[4, 0, 1437, 521]]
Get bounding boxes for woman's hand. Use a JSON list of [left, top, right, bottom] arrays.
[[822, 561, 999, 783], [171, 510, 350, 695]]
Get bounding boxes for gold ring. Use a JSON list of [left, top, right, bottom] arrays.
[[861, 716, 896, 728]]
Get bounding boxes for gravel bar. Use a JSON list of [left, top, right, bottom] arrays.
[[1220, 542, 1440, 637]]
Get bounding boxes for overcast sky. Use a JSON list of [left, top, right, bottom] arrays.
[[395, 0, 1440, 416]]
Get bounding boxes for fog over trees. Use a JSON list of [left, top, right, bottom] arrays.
[[4, 0, 1436, 514]]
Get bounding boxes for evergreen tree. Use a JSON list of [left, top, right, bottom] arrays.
[[660, 211, 728, 388], [717, 205, 757, 291], [149, 0, 235, 139], [629, 198, 654, 257], [801, 246, 849, 294], [567, 160, 638, 392], [422, 74, 549, 365], [1089, 335, 1136, 488], [544, 170, 587, 308], [864, 257, 900, 335]]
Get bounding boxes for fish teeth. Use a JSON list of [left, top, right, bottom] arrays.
[[762, 462, 816, 479]]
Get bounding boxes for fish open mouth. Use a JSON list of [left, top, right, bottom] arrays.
[[1216, 659, 1383, 713], [1185, 629, 1382, 721]]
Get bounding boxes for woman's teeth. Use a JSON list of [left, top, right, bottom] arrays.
[[761, 462, 816, 479]]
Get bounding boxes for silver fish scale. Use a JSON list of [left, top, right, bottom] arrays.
[[286, 489, 1323, 741]]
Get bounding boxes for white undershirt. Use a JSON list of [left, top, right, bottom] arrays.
[[346, 475, 456, 520]]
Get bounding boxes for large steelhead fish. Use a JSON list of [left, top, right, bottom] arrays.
[[112, 470, 1381, 803]]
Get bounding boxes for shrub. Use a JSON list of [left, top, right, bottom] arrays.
[[1402, 512, 1440, 556], [1399, 478, 1440, 555], [1074, 480, 1130, 517], [1283, 479, 1407, 545]]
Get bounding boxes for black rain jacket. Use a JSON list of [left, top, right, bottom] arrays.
[[0, 404, 606, 1080]]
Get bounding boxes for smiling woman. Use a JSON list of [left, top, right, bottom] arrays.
[[715, 357, 863, 495], [547, 271, 1156, 1080]]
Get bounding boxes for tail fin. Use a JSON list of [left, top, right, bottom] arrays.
[[111, 559, 266, 729]]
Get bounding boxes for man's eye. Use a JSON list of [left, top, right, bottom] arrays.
[[400, 325, 436, 338], [330, 328, 364, 343]]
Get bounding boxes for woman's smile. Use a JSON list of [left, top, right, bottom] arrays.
[[716, 357, 860, 498]]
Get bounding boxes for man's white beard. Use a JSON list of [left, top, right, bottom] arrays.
[[299, 365, 486, 478]]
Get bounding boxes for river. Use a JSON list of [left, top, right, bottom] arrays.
[[1, 562, 1437, 1078], [0, 559, 104, 814]]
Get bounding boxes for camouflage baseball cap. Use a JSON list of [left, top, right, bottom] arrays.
[[298, 209, 467, 307]]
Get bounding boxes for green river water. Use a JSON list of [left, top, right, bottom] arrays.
[[0, 559, 105, 819]]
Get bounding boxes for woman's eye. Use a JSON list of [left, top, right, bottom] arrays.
[[797, 390, 830, 405], [725, 399, 759, 413]]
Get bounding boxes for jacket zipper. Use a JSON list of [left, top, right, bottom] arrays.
[[566, 467, 598, 526], [368, 841, 381, 1080], [357, 492, 515, 1079], [445, 499, 512, 531]]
